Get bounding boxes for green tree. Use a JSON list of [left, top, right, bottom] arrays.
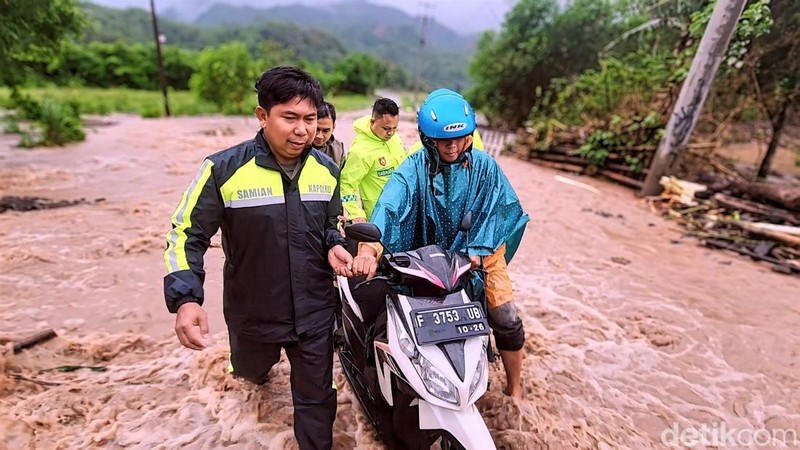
[[385, 64, 412, 90], [331, 53, 386, 95], [189, 42, 257, 113], [541, 50, 675, 125], [468, 0, 557, 127], [468, 0, 622, 128], [1, 0, 86, 87], [748, 0, 799, 179], [44, 41, 197, 90], [163, 46, 199, 90], [255, 40, 297, 71]]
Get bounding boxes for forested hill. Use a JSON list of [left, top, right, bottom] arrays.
[[80, 1, 475, 88], [175, 1, 476, 89], [190, 2, 477, 53], [79, 2, 347, 69]]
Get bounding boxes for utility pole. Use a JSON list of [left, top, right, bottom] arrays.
[[412, 1, 433, 109], [640, 0, 747, 196], [150, 0, 171, 117]]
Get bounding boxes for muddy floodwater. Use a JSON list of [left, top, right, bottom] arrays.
[[1, 113, 799, 449]]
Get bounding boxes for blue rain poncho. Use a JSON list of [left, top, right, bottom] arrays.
[[370, 146, 529, 263]]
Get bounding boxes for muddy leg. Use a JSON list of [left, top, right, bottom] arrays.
[[499, 349, 523, 399]]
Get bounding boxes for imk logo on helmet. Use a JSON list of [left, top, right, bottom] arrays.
[[417, 89, 477, 141], [443, 123, 467, 132]]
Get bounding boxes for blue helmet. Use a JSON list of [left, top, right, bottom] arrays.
[[417, 89, 477, 140]]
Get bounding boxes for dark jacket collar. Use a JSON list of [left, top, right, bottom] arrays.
[[254, 129, 312, 172]]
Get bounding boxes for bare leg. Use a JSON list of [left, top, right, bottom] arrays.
[[498, 349, 523, 398]]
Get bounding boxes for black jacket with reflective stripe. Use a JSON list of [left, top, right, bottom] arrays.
[[164, 131, 346, 341]]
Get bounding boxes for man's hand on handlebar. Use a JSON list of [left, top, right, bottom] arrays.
[[351, 243, 379, 279], [469, 255, 482, 270]]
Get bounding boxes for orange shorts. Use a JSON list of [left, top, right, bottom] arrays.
[[483, 243, 514, 308]]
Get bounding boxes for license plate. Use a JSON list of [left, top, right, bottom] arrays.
[[411, 302, 490, 345]]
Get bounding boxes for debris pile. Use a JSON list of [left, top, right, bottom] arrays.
[[506, 118, 800, 273], [509, 117, 721, 190], [649, 176, 800, 275], [0, 196, 97, 213]]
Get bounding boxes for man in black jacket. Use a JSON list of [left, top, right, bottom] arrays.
[[163, 66, 354, 450], [312, 101, 346, 168]]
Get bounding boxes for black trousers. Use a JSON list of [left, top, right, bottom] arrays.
[[229, 325, 337, 450]]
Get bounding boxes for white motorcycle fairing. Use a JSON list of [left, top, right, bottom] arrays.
[[335, 240, 497, 450]]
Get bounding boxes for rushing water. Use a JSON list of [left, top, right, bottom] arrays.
[[2, 114, 798, 449]]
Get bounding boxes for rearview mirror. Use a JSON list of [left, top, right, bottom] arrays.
[[345, 223, 382, 243], [458, 211, 473, 232]]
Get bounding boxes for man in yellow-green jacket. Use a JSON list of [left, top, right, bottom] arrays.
[[340, 98, 407, 222]]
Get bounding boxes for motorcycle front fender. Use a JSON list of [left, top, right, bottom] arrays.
[[417, 399, 496, 450]]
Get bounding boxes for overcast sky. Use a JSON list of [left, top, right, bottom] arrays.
[[89, 0, 517, 35]]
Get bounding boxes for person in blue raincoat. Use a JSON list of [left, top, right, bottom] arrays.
[[350, 89, 530, 398]]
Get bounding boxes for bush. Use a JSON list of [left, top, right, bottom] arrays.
[[141, 104, 164, 118], [0, 87, 221, 117], [6, 90, 85, 147], [3, 118, 21, 134], [10, 89, 43, 120], [36, 100, 86, 146]]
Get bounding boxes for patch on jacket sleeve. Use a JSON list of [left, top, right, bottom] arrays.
[[376, 167, 395, 177]]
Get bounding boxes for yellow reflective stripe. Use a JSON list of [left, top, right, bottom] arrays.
[[220, 157, 285, 207], [298, 157, 337, 202], [165, 159, 214, 273], [300, 193, 333, 202], [228, 353, 234, 373]]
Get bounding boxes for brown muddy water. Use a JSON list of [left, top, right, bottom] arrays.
[[1, 113, 798, 450]]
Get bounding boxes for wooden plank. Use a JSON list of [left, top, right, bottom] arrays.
[[13, 329, 57, 354], [529, 153, 588, 165], [713, 193, 800, 225], [605, 162, 649, 175], [599, 170, 644, 189], [723, 220, 800, 247], [528, 159, 585, 173], [529, 152, 648, 175]]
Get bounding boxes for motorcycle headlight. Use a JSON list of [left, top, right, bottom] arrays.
[[390, 304, 459, 404], [417, 355, 460, 405], [391, 304, 419, 360], [398, 328, 419, 360], [469, 349, 486, 398]]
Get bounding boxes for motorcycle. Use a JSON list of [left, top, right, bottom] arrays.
[[335, 216, 496, 449]]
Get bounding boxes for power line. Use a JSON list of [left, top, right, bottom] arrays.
[[150, 0, 171, 117]]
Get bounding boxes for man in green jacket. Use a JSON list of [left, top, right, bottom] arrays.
[[340, 98, 407, 222]]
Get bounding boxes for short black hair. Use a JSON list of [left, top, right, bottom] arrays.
[[372, 98, 399, 117], [254, 66, 323, 113], [318, 101, 337, 123]]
